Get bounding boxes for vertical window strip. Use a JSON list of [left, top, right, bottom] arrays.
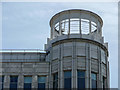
[[103, 76, 106, 89], [77, 71, 85, 89], [64, 71, 71, 89], [38, 76, 46, 89], [53, 73, 58, 89], [24, 76, 32, 89], [91, 73, 97, 89], [0, 76, 4, 90], [10, 76, 18, 89]]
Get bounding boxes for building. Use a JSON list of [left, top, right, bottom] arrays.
[[0, 9, 109, 89]]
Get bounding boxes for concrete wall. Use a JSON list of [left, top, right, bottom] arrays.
[[48, 39, 109, 88], [1, 62, 49, 88], [0, 52, 49, 88]]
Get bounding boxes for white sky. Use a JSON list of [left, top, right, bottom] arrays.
[[1, 2, 118, 88]]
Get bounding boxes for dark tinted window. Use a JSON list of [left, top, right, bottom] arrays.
[[38, 76, 46, 89], [64, 71, 71, 89], [77, 71, 85, 88], [10, 76, 18, 90], [91, 73, 97, 88], [24, 76, 32, 90], [0, 76, 4, 82], [53, 73, 58, 89], [10, 76, 18, 82], [0, 76, 4, 90], [103, 76, 106, 89]]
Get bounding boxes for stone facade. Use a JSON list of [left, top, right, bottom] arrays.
[[0, 9, 109, 89]]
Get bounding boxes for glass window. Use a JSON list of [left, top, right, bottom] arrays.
[[24, 76, 32, 89], [64, 71, 71, 89], [91, 73, 97, 89], [0, 76, 4, 82], [0, 76, 4, 90], [38, 76, 46, 89], [103, 76, 106, 89], [77, 71, 85, 89], [10, 76, 18, 89], [53, 73, 58, 89]]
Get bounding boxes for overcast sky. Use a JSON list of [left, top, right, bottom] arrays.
[[2, 2, 118, 88]]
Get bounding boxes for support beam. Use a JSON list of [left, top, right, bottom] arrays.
[[89, 20, 91, 33], [79, 18, 81, 35]]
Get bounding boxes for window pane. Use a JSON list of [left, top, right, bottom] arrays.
[[54, 73, 58, 80], [64, 78, 71, 88], [10, 76, 18, 82], [38, 76, 46, 89], [92, 80, 97, 88], [78, 71, 85, 78], [10, 76, 18, 89], [10, 84, 17, 89], [91, 73, 97, 88], [64, 71, 71, 88], [53, 81, 58, 89], [78, 78, 85, 88], [0, 76, 4, 90], [38, 83, 45, 89], [91, 73, 96, 80], [24, 76, 32, 89], [77, 71, 85, 88], [24, 83, 31, 89], [53, 73, 58, 88], [64, 71, 71, 78], [24, 77, 32, 83], [0, 76, 4, 82], [103, 76, 105, 89], [38, 76, 46, 83]]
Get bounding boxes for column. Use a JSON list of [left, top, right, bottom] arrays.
[[58, 44, 61, 88], [68, 18, 70, 35], [4, 75, 10, 88], [107, 62, 110, 88], [46, 75, 49, 88], [72, 41, 77, 88], [85, 43, 91, 88], [59, 43, 63, 88], [98, 47, 102, 88], [32, 75, 38, 88], [18, 75, 24, 88], [106, 56, 110, 88], [97, 20, 99, 34], [89, 20, 91, 33], [49, 47, 53, 88], [89, 44, 92, 88], [52, 24, 55, 39], [59, 21, 62, 36], [79, 18, 81, 35]]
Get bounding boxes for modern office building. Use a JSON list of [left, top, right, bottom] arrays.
[[0, 9, 109, 89]]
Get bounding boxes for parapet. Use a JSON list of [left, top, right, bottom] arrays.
[[49, 9, 103, 39]]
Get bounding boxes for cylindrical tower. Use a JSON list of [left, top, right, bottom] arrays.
[[45, 9, 109, 89]]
